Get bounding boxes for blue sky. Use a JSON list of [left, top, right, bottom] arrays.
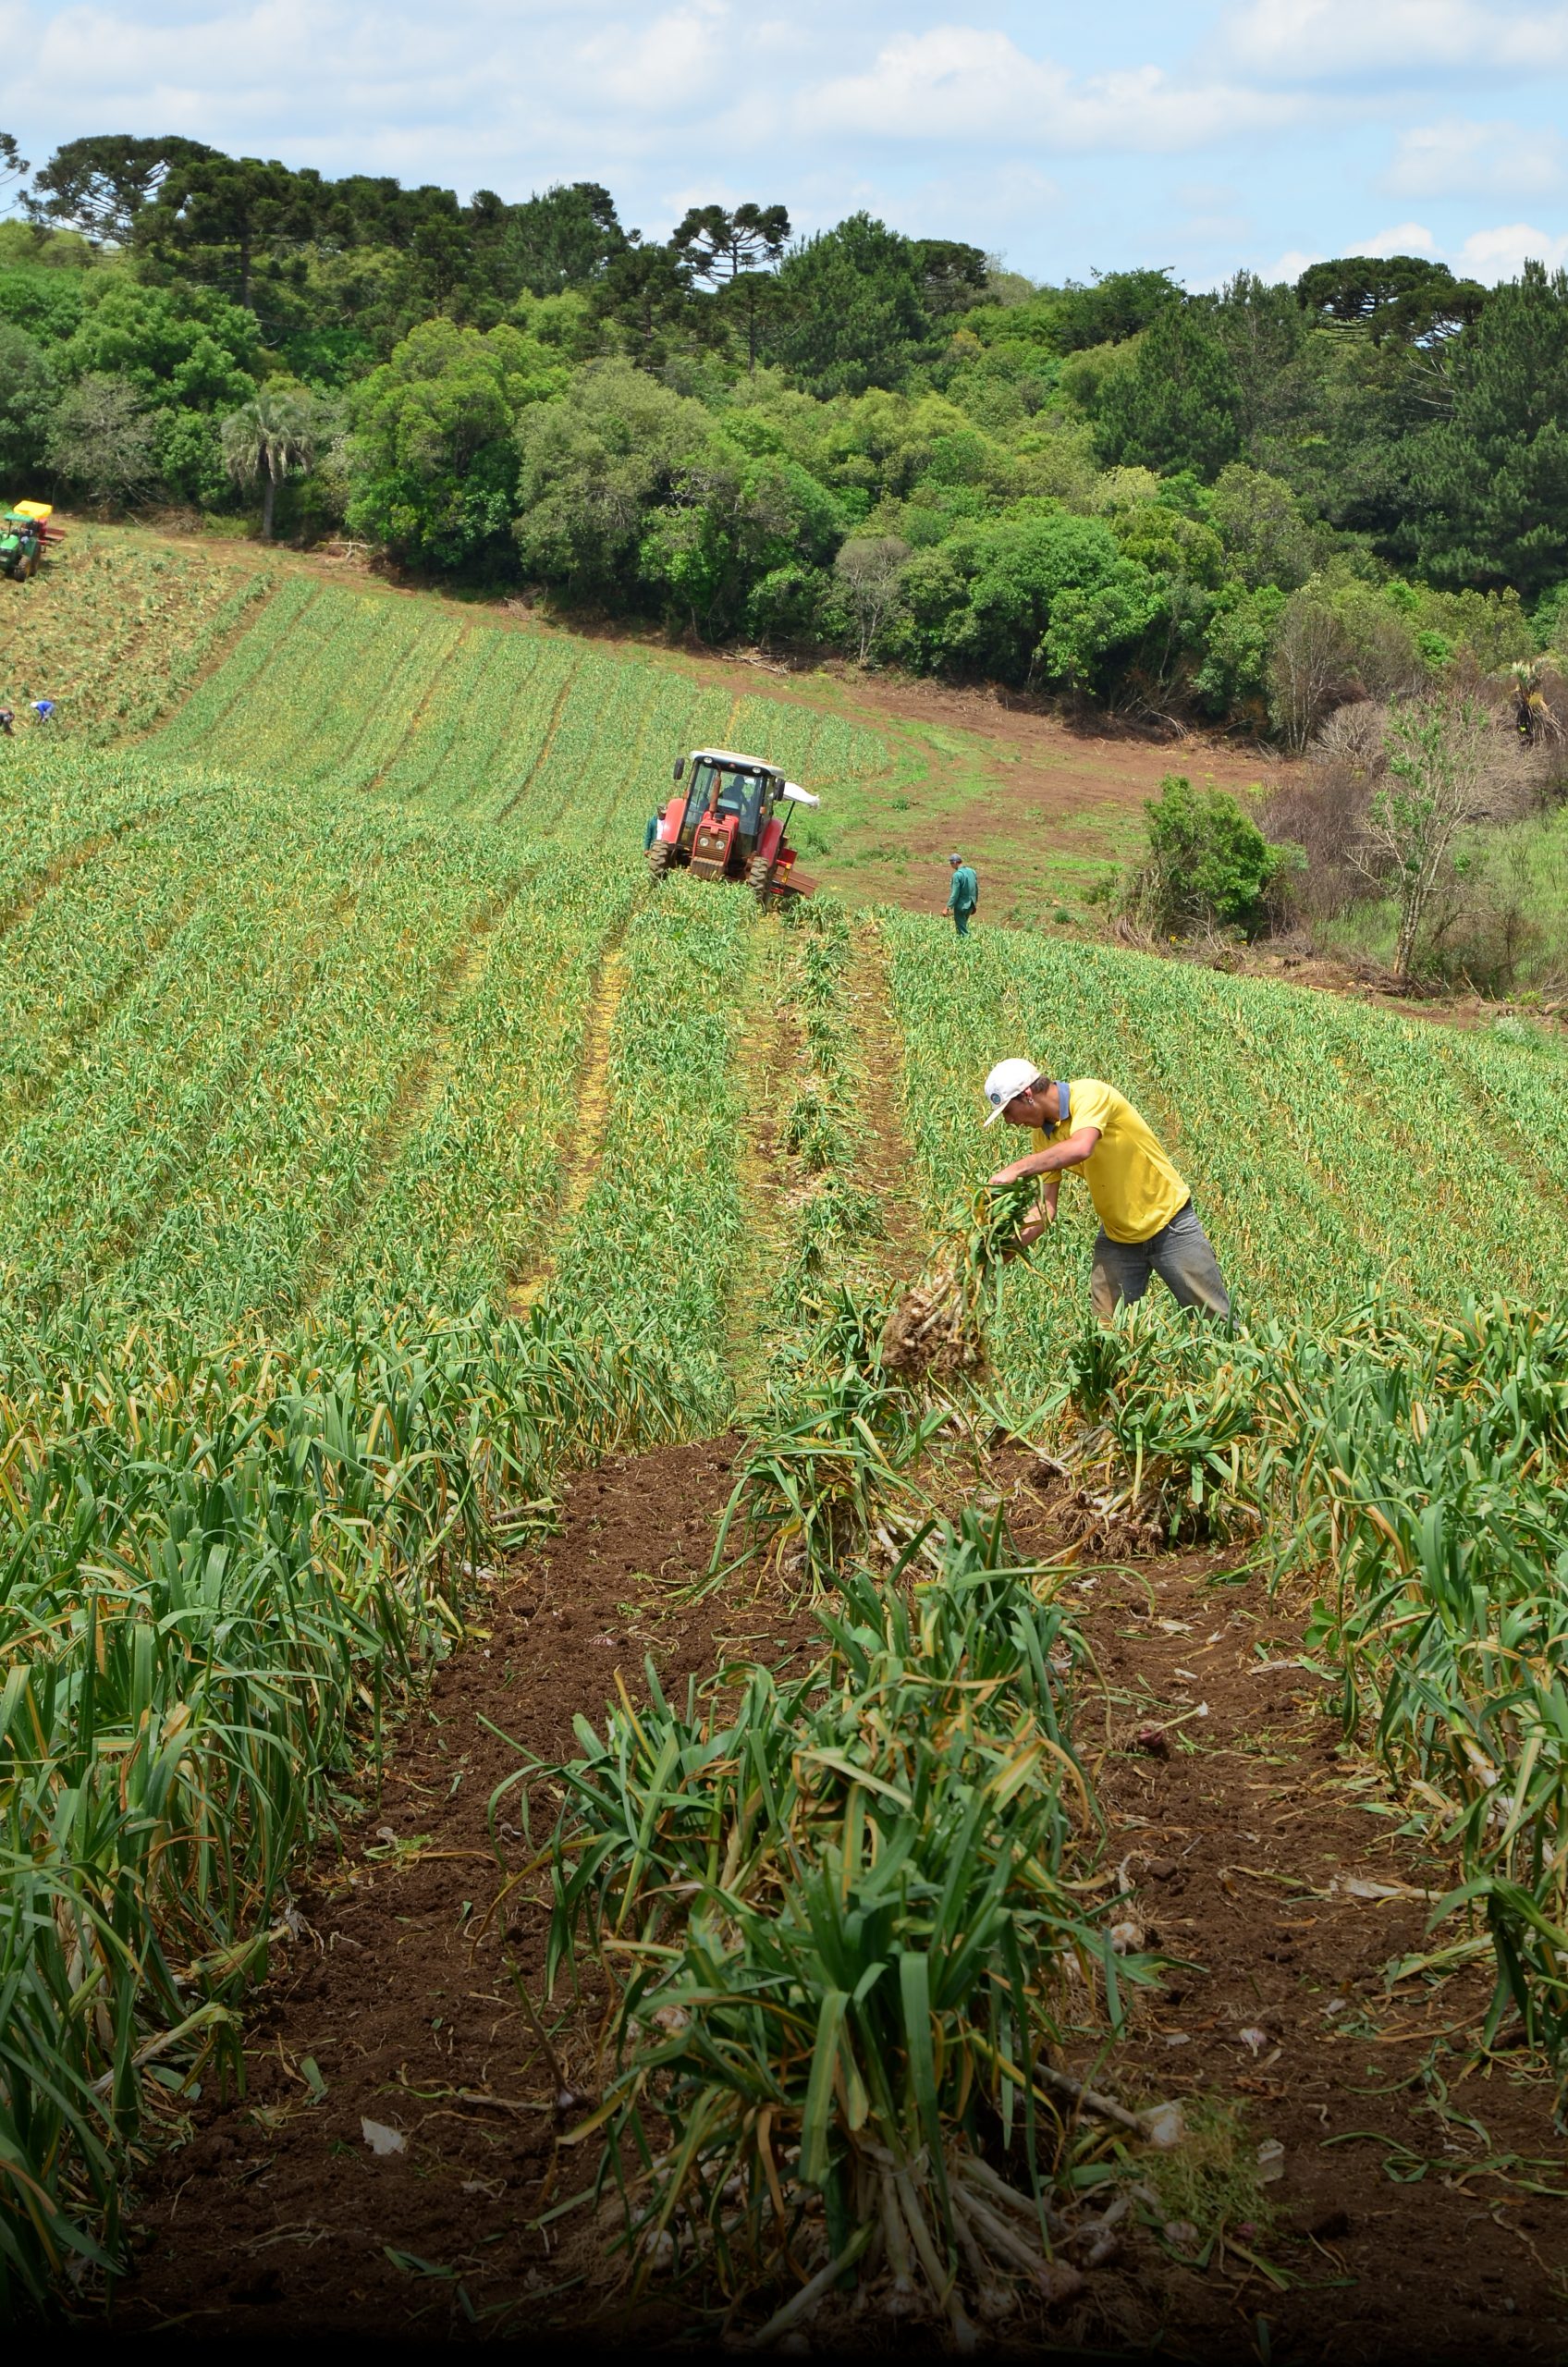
[[8, 0, 1568, 286]]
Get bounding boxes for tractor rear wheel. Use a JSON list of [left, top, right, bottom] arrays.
[[748, 853, 774, 906], [646, 840, 672, 884]]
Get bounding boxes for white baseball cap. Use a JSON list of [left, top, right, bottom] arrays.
[[983, 1058, 1044, 1126]]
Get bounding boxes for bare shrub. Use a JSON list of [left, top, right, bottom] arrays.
[[833, 535, 910, 665], [1268, 591, 1355, 751], [1257, 701, 1385, 922]]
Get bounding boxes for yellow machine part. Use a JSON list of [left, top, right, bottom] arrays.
[[11, 500, 51, 521]]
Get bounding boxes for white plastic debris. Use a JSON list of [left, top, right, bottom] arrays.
[[1141, 2101, 1185, 2149], [361, 2117, 406, 2155]]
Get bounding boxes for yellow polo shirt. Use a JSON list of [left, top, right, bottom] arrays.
[[1033, 1077, 1188, 1245]]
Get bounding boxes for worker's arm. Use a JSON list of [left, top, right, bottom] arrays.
[[1003, 1174, 1060, 1257], [989, 1125, 1100, 1188]]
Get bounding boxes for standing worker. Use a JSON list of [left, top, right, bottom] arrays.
[[643, 809, 662, 851], [947, 852, 978, 937], [982, 1058, 1231, 1322]]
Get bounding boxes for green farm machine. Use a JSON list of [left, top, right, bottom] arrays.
[[0, 502, 62, 582]]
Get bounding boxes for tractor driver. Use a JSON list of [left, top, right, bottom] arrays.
[[982, 1058, 1231, 1323]]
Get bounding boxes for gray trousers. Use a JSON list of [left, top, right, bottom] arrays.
[[1090, 1200, 1231, 1323]]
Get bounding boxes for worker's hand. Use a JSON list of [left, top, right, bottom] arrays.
[[988, 1159, 1030, 1189], [1000, 1216, 1047, 1262]]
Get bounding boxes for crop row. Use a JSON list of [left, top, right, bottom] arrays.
[[323, 853, 641, 1317], [544, 876, 754, 1434], [150, 583, 892, 844], [0, 750, 660, 1346], [875, 901, 1568, 2070], [880, 916, 1568, 1406], [0, 1292, 694, 2310], [0, 529, 276, 742]]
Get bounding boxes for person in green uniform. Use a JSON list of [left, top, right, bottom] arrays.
[[644, 811, 662, 851], [947, 852, 978, 936]]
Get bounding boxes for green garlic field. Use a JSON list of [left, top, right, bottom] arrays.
[[3, 552, 1567, 2338]]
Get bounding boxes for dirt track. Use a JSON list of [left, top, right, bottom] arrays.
[[114, 1446, 1565, 2358]]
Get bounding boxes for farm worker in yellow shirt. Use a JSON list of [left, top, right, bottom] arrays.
[[982, 1058, 1231, 1322]]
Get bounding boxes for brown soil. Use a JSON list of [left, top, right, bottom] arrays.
[[114, 1440, 815, 2343], [111, 1432, 1568, 2358], [999, 1462, 1568, 2365]]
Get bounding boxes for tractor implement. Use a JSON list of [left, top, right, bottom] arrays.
[[0, 501, 63, 583], [649, 748, 819, 905]]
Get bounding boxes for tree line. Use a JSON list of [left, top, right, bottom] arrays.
[[3, 131, 1568, 742]]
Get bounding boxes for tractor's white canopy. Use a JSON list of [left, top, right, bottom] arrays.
[[687, 748, 820, 806]]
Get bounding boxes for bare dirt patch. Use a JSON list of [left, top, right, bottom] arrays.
[[997, 1459, 1568, 2366], [111, 1434, 1567, 2357], [114, 1440, 815, 2342]]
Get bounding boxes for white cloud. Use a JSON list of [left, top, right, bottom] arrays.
[[1226, 0, 1568, 76], [574, 3, 727, 111], [1456, 219, 1568, 272], [806, 27, 1304, 153], [1355, 217, 1439, 251], [1386, 117, 1565, 196]]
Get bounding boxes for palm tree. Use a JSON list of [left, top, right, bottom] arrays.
[[220, 388, 319, 541]]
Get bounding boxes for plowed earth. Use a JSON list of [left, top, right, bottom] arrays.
[[113, 1445, 1566, 2361], [116, 1440, 815, 2341]]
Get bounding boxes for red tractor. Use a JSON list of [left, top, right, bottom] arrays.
[[647, 748, 819, 905]]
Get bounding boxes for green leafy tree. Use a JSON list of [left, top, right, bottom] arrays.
[[24, 134, 214, 245], [501, 182, 627, 297], [221, 386, 321, 538], [1109, 500, 1225, 589], [1295, 254, 1486, 346], [744, 559, 834, 645], [1035, 267, 1181, 351], [1192, 583, 1287, 722], [0, 322, 55, 479], [1129, 774, 1293, 937], [639, 449, 843, 636], [61, 278, 262, 411], [1409, 262, 1568, 597], [1207, 461, 1318, 589], [765, 215, 931, 396], [1090, 302, 1243, 479], [591, 239, 699, 367], [1039, 563, 1165, 693], [135, 153, 324, 310], [893, 509, 1150, 685], [348, 318, 564, 571], [513, 360, 710, 601]]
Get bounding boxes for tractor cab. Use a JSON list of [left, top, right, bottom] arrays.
[[648, 748, 819, 904], [0, 502, 61, 583]]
